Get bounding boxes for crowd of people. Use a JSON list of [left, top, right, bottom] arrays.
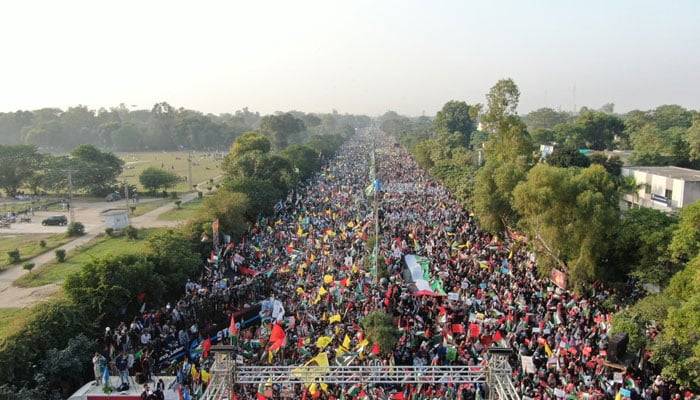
[[94, 130, 694, 400]]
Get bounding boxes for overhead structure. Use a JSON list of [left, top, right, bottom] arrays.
[[201, 346, 519, 400]]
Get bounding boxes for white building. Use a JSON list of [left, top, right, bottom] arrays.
[[539, 144, 555, 159], [102, 209, 129, 230], [622, 166, 700, 212]]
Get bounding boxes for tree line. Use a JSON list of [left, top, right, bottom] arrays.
[[0, 103, 371, 152], [383, 80, 700, 390]]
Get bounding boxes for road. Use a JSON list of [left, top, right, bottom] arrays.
[[0, 191, 200, 308]]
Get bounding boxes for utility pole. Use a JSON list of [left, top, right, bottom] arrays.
[[64, 169, 77, 224], [123, 179, 130, 213], [187, 151, 194, 191]]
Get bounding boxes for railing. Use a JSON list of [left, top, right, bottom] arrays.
[[201, 347, 519, 400]]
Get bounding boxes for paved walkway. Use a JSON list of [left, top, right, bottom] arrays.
[[0, 191, 201, 309]]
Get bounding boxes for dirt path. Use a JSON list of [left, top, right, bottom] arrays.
[[0, 191, 201, 309]]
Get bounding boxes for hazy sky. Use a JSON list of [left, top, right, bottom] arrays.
[[1, 0, 698, 116]]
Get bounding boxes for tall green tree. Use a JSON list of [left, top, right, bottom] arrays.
[[513, 164, 619, 286], [433, 100, 475, 140], [70, 144, 124, 195], [259, 113, 305, 150], [473, 116, 533, 232], [669, 200, 700, 262], [523, 107, 571, 131], [482, 78, 520, 132], [0, 145, 41, 196]]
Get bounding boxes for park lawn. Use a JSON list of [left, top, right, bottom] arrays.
[[130, 198, 172, 217], [0, 233, 73, 270], [0, 308, 33, 341], [157, 199, 203, 222], [118, 151, 222, 193], [14, 229, 161, 288]]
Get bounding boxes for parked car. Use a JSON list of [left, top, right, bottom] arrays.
[[42, 215, 68, 226], [105, 192, 121, 202]]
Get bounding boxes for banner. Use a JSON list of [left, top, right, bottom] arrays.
[[521, 355, 536, 374], [551, 268, 567, 289]]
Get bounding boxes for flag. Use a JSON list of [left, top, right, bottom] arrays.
[[292, 352, 330, 385], [371, 342, 380, 355], [329, 314, 342, 324], [268, 323, 286, 352], [229, 315, 239, 336], [324, 274, 334, 285], [469, 323, 480, 338], [451, 324, 465, 334], [202, 338, 212, 359], [316, 336, 333, 350], [544, 342, 553, 358]]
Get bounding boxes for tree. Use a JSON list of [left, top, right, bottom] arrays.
[[606, 208, 679, 285], [546, 146, 590, 168], [523, 108, 571, 131], [473, 116, 533, 233], [111, 122, 143, 151], [259, 113, 305, 150], [146, 102, 176, 150], [630, 124, 691, 166], [482, 78, 520, 131], [146, 229, 200, 297], [573, 110, 625, 150], [196, 190, 250, 238], [669, 200, 700, 262], [70, 144, 124, 195], [687, 118, 700, 161], [588, 153, 623, 176], [513, 164, 619, 286], [361, 311, 400, 354], [433, 100, 476, 141], [139, 167, 180, 192], [0, 145, 41, 196], [282, 144, 320, 181]]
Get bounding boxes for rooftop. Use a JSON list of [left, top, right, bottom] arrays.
[[623, 166, 700, 181]]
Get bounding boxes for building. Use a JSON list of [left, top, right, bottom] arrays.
[[621, 166, 700, 212], [101, 209, 129, 230], [539, 144, 555, 159]]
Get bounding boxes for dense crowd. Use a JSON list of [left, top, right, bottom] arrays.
[[94, 131, 694, 400]]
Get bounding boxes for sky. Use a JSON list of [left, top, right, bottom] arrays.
[[1, 0, 698, 116]]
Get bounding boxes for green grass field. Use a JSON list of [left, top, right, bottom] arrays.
[[0, 308, 33, 340], [118, 151, 223, 193], [157, 198, 203, 222], [14, 229, 160, 288], [0, 233, 73, 270]]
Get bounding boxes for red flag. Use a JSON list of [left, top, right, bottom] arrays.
[[493, 330, 503, 342], [268, 323, 286, 352], [202, 338, 212, 359], [371, 342, 380, 355], [257, 394, 267, 400], [451, 324, 465, 334], [392, 392, 405, 400], [229, 315, 239, 336], [469, 323, 480, 338]]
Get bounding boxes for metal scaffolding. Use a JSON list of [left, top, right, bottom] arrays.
[[201, 346, 519, 400]]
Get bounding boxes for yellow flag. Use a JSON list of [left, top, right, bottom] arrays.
[[544, 342, 553, 358], [329, 314, 341, 323], [316, 336, 333, 349], [296, 287, 305, 295], [309, 383, 319, 395], [297, 225, 304, 236], [201, 369, 210, 383], [323, 274, 334, 285], [268, 350, 274, 363], [355, 338, 369, 353], [343, 335, 351, 350]]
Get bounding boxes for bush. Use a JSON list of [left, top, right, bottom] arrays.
[[55, 249, 66, 263], [174, 200, 182, 209], [125, 225, 138, 240], [105, 227, 114, 237], [66, 222, 85, 237], [39, 240, 46, 248], [7, 249, 21, 264], [139, 167, 180, 193], [22, 262, 35, 273]]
